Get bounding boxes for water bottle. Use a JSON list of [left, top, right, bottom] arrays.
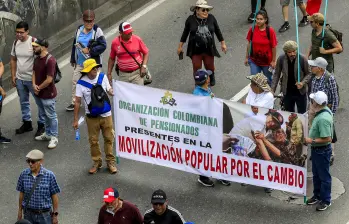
[[75, 128, 80, 140]]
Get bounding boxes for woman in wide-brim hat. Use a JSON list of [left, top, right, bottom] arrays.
[[177, 0, 227, 87], [243, 73, 275, 109]]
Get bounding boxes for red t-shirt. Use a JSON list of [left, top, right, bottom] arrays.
[[98, 200, 143, 224], [246, 26, 278, 66], [110, 35, 149, 72], [33, 54, 57, 99]]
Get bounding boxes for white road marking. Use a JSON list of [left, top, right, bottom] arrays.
[[3, 0, 168, 106], [229, 84, 250, 102]]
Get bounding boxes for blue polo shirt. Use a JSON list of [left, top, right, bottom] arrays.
[[77, 26, 94, 66], [193, 85, 213, 96], [16, 166, 61, 210]]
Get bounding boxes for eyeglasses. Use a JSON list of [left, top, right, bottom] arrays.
[[200, 8, 210, 12], [84, 19, 94, 23], [26, 159, 40, 164]]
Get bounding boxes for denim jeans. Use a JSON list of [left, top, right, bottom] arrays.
[[311, 144, 332, 204], [16, 79, 45, 124], [35, 97, 58, 137], [248, 58, 273, 86], [24, 210, 52, 224]]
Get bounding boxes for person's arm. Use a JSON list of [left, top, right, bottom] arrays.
[[178, 16, 191, 55], [0, 61, 4, 78], [73, 97, 81, 130], [245, 28, 252, 65], [38, 57, 55, 90], [105, 76, 114, 96], [107, 40, 117, 82], [320, 40, 342, 54], [70, 29, 78, 68], [17, 192, 24, 220], [328, 77, 339, 114], [0, 86, 6, 98], [300, 56, 312, 85], [212, 15, 226, 53], [305, 136, 332, 144], [306, 44, 312, 59], [270, 47, 277, 68], [38, 75, 53, 90], [271, 56, 282, 92], [51, 194, 59, 224], [10, 56, 17, 87]]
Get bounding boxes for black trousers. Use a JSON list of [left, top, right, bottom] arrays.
[[251, 0, 266, 12], [283, 93, 307, 114]]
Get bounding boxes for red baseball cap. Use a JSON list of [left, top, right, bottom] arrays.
[[119, 22, 133, 34], [103, 188, 119, 203]]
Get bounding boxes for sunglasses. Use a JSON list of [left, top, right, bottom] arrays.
[[26, 159, 40, 164], [84, 19, 94, 23], [199, 8, 210, 12]]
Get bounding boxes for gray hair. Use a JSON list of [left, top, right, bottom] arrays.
[[283, 40, 298, 52]]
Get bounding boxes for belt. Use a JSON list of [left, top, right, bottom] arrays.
[[86, 114, 100, 118], [311, 144, 331, 150], [120, 69, 139, 73], [26, 208, 51, 214]]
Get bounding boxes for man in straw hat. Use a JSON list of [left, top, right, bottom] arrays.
[[73, 59, 117, 174], [272, 40, 312, 114], [16, 149, 61, 224], [244, 73, 275, 110]]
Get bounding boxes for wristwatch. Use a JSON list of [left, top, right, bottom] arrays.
[[52, 212, 59, 216], [312, 139, 316, 144], [142, 64, 147, 69]]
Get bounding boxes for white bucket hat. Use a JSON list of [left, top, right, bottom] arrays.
[[190, 0, 214, 12]]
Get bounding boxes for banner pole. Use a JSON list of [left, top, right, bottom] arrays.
[[113, 80, 120, 165], [294, 0, 301, 82], [249, 0, 262, 56], [321, 0, 329, 47]]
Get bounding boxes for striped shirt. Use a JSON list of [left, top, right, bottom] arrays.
[[110, 35, 149, 72], [144, 206, 185, 224], [16, 166, 61, 210]]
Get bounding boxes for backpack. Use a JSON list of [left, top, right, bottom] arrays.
[[250, 26, 271, 57], [77, 73, 111, 117], [45, 54, 62, 83], [325, 24, 343, 54]]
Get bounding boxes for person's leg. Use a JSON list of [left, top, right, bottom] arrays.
[[202, 54, 216, 86], [67, 65, 83, 110], [191, 54, 203, 74], [261, 66, 273, 86], [279, 0, 291, 32], [295, 94, 307, 114], [311, 149, 321, 200], [248, 58, 262, 75], [317, 146, 332, 206], [16, 79, 34, 133], [298, 0, 309, 27], [41, 98, 58, 149], [100, 116, 117, 173], [86, 116, 103, 173], [283, 94, 296, 112]]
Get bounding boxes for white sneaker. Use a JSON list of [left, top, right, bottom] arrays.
[[35, 133, 51, 141], [48, 137, 58, 149]]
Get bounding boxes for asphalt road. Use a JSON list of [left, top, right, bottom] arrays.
[[1, 0, 349, 223]]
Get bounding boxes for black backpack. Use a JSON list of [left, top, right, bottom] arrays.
[[45, 54, 62, 83], [250, 25, 271, 57], [325, 24, 343, 54], [77, 73, 111, 117]]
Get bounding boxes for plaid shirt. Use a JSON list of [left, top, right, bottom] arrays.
[[311, 71, 339, 114], [16, 166, 60, 210]]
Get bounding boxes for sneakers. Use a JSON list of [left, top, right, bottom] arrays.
[[66, 104, 74, 111], [279, 22, 290, 33], [107, 161, 118, 174], [247, 13, 255, 23], [264, 188, 273, 193], [219, 179, 231, 186], [89, 161, 102, 174], [48, 137, 58, 149], [0, 136, 11, 143], [16, 120, 33, 134], [316, 202, 331, 211], [35, 123, 45, 137], [198, 176, 214, 187], [299, 16, 309, 27], [35, 133, 51, 141], [306, 196, 320, 205]]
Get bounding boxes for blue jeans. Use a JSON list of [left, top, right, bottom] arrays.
[[248, 58, 273, 85], [35, 97, 58, 137], [311, 144, 332, 204], [24, 210, 52, 224], [16, 79, 45, 124]]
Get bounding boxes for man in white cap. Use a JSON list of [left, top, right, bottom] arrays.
[[304, 91, 333, 211], [16, 149, 60, 223], [308, 57, 338, 164]]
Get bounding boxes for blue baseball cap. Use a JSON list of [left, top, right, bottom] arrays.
[[194, 69, 212, 85]]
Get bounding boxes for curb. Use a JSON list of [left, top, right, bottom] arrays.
[[1, 0, 152, 92]]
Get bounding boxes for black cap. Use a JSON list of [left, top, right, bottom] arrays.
[[32, 38, 49, 48], [151, 189, 167, 204]]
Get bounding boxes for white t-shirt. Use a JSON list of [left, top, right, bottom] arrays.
[[245, 89, 274, 109], [75, 73, 112, 117], [11, 36, 35, 81]]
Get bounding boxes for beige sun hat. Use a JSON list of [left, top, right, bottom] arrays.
[[190, 0, 214, 12], [246, 73, 272, 92]]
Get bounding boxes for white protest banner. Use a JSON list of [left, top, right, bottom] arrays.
[[113, 81, 307, 195]]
